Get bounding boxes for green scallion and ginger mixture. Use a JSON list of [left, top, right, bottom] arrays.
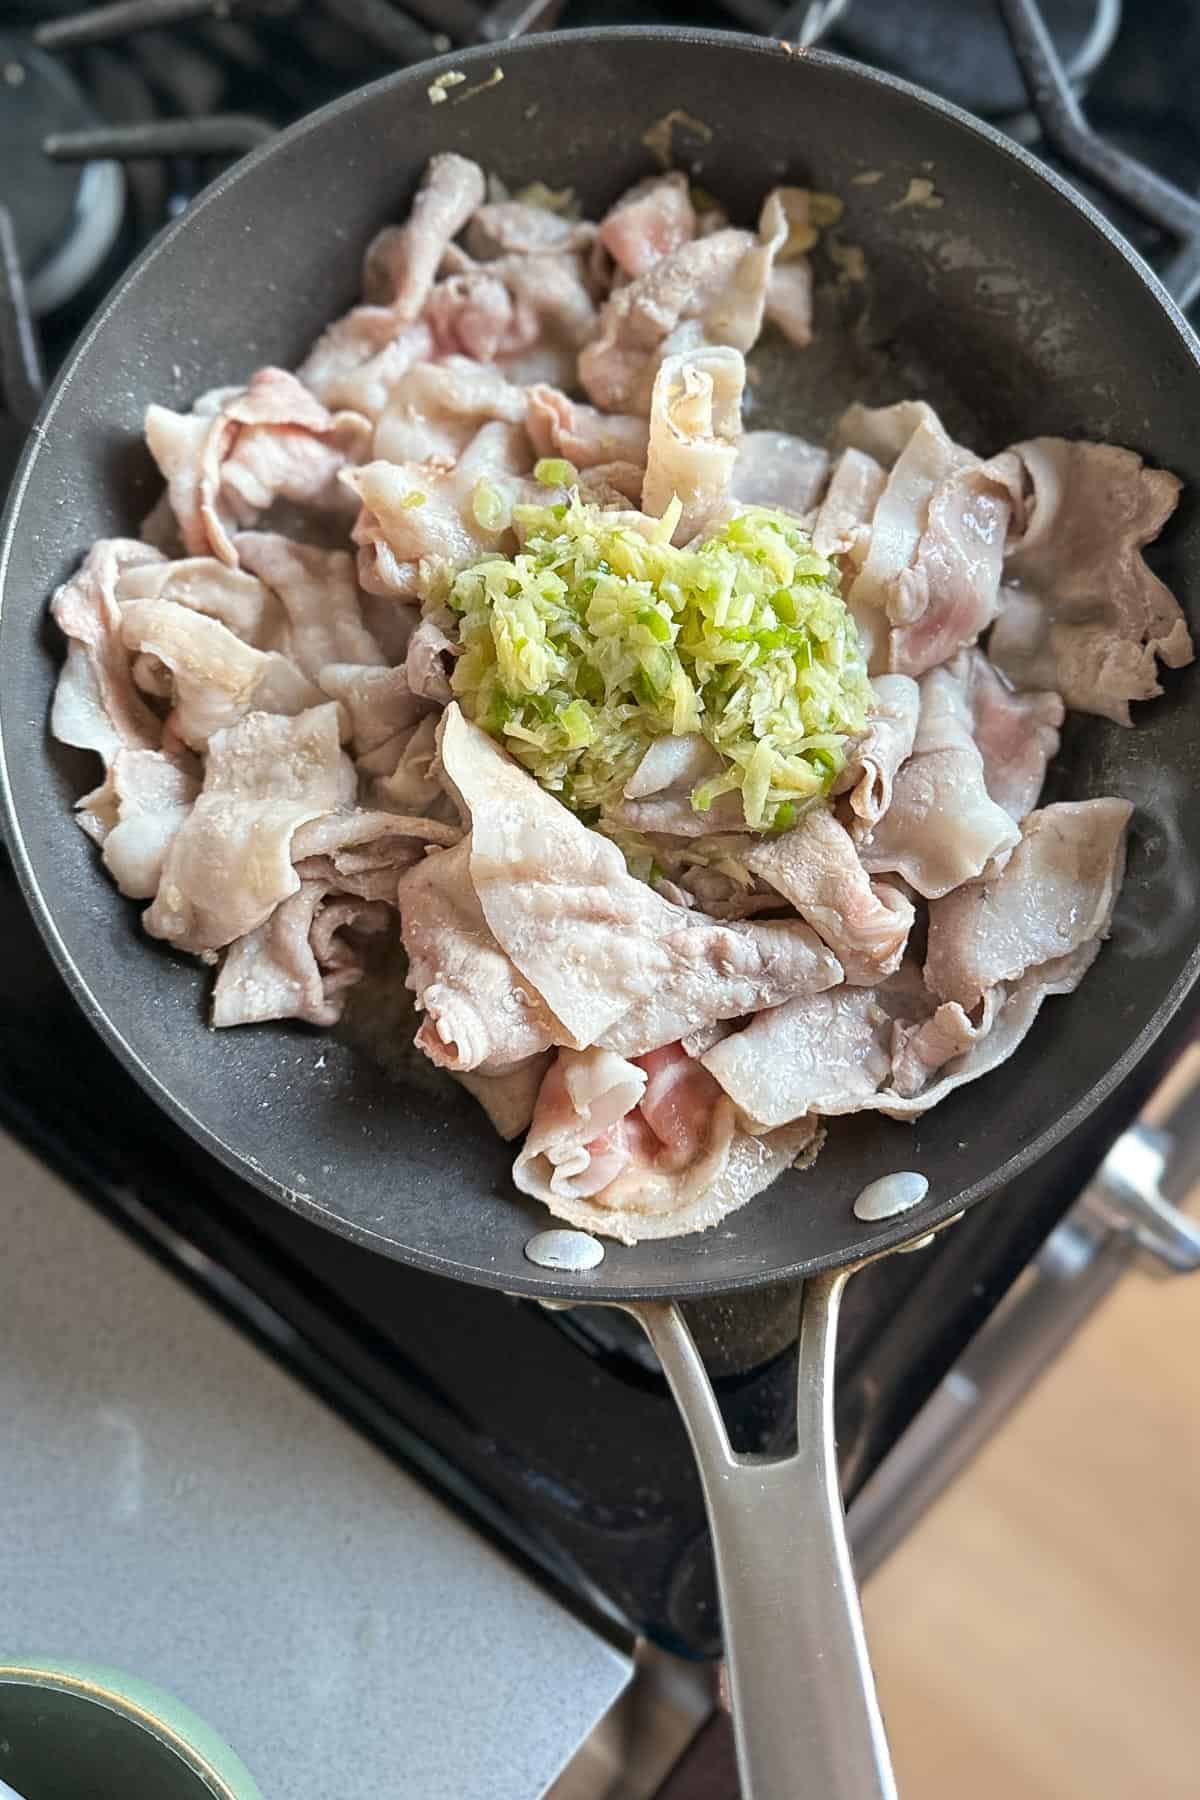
[[445, 490, 873, 845]]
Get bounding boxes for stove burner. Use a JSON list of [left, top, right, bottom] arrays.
[[0, 36, 125, 316], [835, 0, 1121, 119]]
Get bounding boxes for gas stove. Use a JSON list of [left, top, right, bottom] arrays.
[[2, 0, 1198, 1685]]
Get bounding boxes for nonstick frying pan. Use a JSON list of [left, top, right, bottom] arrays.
[[3, 29, 1200, 1799]]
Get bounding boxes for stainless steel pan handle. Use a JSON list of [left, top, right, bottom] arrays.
[[621, 1267, 896, 1800]]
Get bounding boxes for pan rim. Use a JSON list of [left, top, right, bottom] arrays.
[[3, 26, 1199, 1301]]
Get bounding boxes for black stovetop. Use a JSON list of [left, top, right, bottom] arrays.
[[1, 0, 1198, 1658]]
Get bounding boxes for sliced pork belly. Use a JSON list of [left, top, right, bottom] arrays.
[[115, 556, 286, 650], [50, 539, 165, 765], [89, 749, 200, 899], [888, 993, 999, 1100], [373, 358, 526, 466], [119, 598, 326, 751], [837, 399, 943, 468], [812, 447, 886, 562], [953, 647, 1063, 821], [924, 797, 1132, 1011], [612, 734, 745, 835], [346, 420, 533, 597], [368, 713, 443, 814], [143, 704, 348, 952], [703, 988, 894, 1127], [315, 663, 425, 757], [990, 437, 1192, 724], [745, 807, 914, 983], [233, 535, 383, 678], [145, 368, 369, 566], [525, 386, 650, 469], [860, 663, 1021, 898], [731, 432, 830, 516], [466, 201, 594, 261], [642, 347, 745, 541], [427, 252, 596, 361], [360, 154, 486, 319], [212, 880, 390, 1029], [396, 837, 558, 1072], [578, 228, 755, 411], [438, 705, 842, 1057], [515, 1040, 816, 1244], [291, 808, 458, 903], [454, 1053, 553, 1142], [871, 942, 1103, 1120], [547, 1114, 821, 1244], [404, 613, 458, 702], [513, 1047, 651, 1202], [839, 401, 1018, 676], [833, 674, 919, 834], [598, 173, 696, 278], [299, 321, 435, 418]]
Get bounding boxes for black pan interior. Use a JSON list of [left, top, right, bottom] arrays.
[[2, 31, 1198, 1300]]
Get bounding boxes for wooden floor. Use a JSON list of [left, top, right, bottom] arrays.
[[864, 1255, 1200, 1799]]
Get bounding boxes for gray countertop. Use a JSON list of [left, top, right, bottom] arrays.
[[0, 1133, 631, 1799]]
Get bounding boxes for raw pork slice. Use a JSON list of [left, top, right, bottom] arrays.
[[990, 437, 1192, 724], [924, 797, 1132, 1010], [437, 705, 842, 1057]]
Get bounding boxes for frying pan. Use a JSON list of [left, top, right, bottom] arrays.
[[3, 28, 1199, 1799]]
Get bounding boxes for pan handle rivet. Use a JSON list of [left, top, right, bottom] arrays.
[[524, 1228, 605, 1271]]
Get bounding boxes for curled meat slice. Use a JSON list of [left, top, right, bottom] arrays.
[[373, 358, 526, 466], [840, 401, 1019, 676], [745, 807, 914, 984], [346, 420, 533, 597], [990, 437, 1192, 724], [145, 368, 369, 566], [84, 749, 200, 900], [889, 994, 999, 1100], [514, 1040, 813, 1245], [833, 674, 919, 835], [525, 386, 650, 469], [438, 706, 842, 1058], [233, 535, 383, 679], [578, 228, 755, 412], [317, 663, 430, 757], [513, 1047, 650, 1201], [642, 346, 745, 541], [405, 613, 458, 702], [396, 838, 558, 1073], [291, 808, 458, 904], [212, 881, 391, 1029], [50, 539, 165, 765], [299, 322, 434, 419], [299, 158, 482, 408], [119, 598, 326, 751], [368, 713, 442, 814], [859, 664, 1020, 898], [598, 173, 696, 278], [144, 704, 347, 953], [362, 154, 486, 318], [466, 201, 594, 261], [427, 253, 596, 361], [115, 556, 286, 649], [924, 797, 1132, 1011], [543, 1114, 822, 1244]]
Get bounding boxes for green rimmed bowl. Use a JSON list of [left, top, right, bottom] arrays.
[[0, 1659, 264, 1800]]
